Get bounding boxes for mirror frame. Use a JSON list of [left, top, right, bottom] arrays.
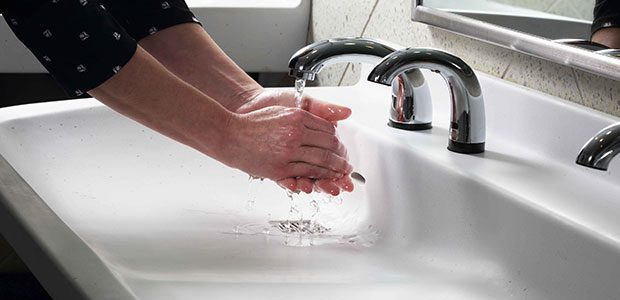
[[412, 0, 620, 81]]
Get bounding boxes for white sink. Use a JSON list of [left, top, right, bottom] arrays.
[[0, 68, 619, 299]]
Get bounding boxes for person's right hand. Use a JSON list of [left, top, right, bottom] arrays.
[[220, 105, 352, 182]]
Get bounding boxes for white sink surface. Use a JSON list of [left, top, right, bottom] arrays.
[[0, 69, 619, 299]]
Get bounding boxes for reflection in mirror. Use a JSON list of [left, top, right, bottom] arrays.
[[413, 0, 620, 80], [424, 0, 595, 40]]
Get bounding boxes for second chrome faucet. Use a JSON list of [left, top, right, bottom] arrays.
[[369, 48, 486, 154], [288, 38, 486, 154]]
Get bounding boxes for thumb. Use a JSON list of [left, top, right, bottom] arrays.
[[303, 97, 352, 122]]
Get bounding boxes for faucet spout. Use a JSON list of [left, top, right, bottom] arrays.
[[576, 123, 620, 171], [288, 38, 396, 80], [288, 38, 433, 130], [368, 48, 486, 154]]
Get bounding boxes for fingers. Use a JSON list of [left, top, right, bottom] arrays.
[[335, 175, 354, 192], [277, 177, 314, 194], [301, 130, 347, 157], [277, 178, 297, 191], [314, 175, 354, 196], [315, 179, 341, 196], [303, 96, 352, 122], [297, 177, 314, 194], [286, 162, 343, 179], [300, 110, 337, 135], [277, 176, 353, 195], [295, 146, 352, 174]]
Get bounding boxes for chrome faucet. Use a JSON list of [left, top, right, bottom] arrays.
[[368, 48, 486, 154], [288, 38, 433, 130], [576, 123, 620, 170]]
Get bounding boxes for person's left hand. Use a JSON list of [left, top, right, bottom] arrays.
[[235, 89, 354, 195]]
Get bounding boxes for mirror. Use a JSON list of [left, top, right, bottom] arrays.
[[423, 0, 594, 40], [413, 0, 620, 81]]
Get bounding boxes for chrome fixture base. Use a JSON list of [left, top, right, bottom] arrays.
[[449, 141, 485, 154], [389, 120, 432, 131]]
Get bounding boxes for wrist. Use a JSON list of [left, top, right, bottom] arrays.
[[206, 110, 244, 168], [228, 85, 264, 113]]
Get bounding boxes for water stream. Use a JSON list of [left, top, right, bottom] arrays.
[[294, 78, 306, 109]]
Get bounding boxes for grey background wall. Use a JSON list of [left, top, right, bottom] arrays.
[[310, 0, 620, 118]]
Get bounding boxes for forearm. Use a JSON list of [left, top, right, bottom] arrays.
[[592, 28, 620, 49], [138, 23, 262, 111], [89, 46, 234, 162]]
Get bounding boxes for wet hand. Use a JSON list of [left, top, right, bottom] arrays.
[[223, 105, 352, 181], [236, 89, 355, 195]]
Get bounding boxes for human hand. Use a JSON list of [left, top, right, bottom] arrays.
[[236, 89, 354, 195], [222, 105, 352, 182]]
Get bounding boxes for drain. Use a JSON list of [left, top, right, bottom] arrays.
[[269, 220, 331, 235], [351, 172, 366, 184]]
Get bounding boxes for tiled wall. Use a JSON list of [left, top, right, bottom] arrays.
[[491, 0, 596, 21], [311, 0, 620, 118]]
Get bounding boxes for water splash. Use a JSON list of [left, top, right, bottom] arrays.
[[285, 189, 303, 220], [234, 179, 377, 247], [227, 221, 379, 248]]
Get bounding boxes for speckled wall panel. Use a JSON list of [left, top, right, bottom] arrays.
[[310, 0, 620, 117], [309, 0, 378, 86]]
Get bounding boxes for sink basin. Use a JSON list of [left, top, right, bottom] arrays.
[[0, 67, 619, 299]]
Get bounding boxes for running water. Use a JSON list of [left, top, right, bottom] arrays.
[[294, 78, 306, 108], [230, 81, 378, 247], [246, 175, 264, 211]]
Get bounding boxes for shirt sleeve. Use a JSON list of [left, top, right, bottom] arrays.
[[97, 0, 202, 42], [1, 0, 138, 96], [593, 0, 620, 35]]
